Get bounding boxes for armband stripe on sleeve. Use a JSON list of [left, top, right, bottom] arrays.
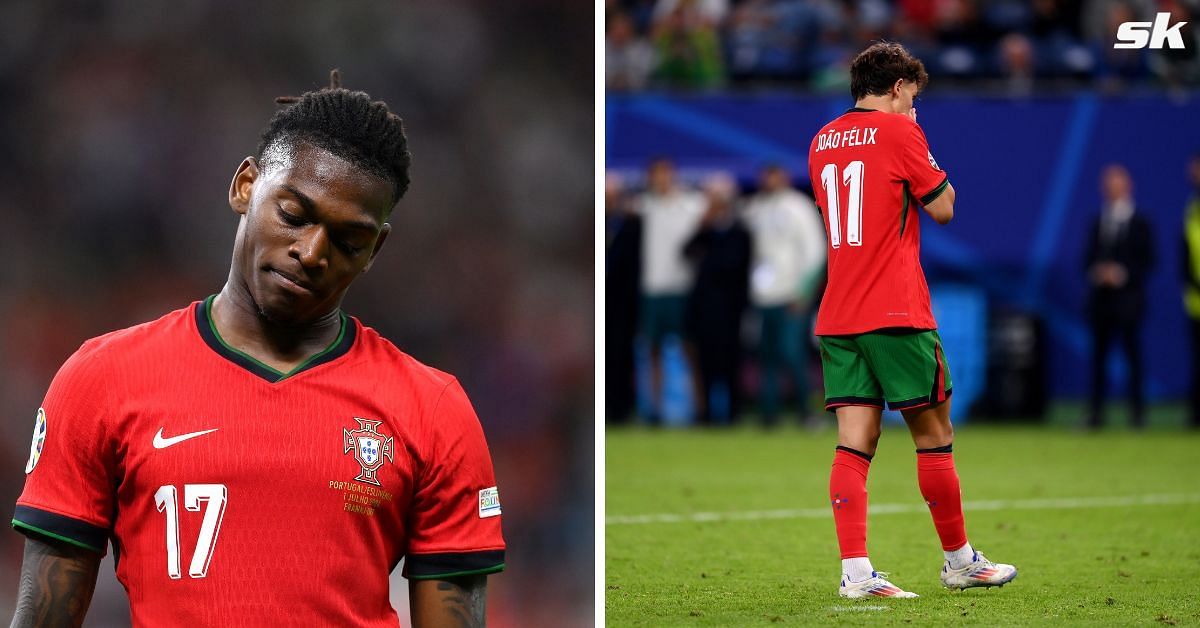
[[404, 550, 506, 579], [920, 178, 950, 206], [12, 505, 108, 553]]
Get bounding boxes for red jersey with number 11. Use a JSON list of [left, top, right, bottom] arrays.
[[808, 108, 950, 335]]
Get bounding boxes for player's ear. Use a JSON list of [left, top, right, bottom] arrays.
[[363, 223, 391, 273], [229, 157, 259, 216], [892, 79, 905, 99]]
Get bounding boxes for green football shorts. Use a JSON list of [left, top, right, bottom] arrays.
[[640, 294, 687, 345], [818, 329, 952, 412]]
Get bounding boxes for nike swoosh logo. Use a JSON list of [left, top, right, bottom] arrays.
[[153, 427, 218, 449]]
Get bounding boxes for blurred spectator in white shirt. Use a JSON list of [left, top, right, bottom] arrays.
[[607, 10, 657, 91], [742, 164, 826, 425], [635, 158, 707, 421]]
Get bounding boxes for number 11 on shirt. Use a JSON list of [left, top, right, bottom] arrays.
[[820, 161, 865, 248]]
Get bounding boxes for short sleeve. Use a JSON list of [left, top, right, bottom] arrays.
[[901, 122, 950, 206], [13, 342, 117, 554], [403, 379, 505, 580]]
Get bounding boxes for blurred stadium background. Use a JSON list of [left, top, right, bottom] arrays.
[[605, 0, 1200, 426], [0, 2, 592, 627]]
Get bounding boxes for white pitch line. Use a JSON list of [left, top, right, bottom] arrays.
[[829, 605, 889, 612], [605, 492, 1200, 525]]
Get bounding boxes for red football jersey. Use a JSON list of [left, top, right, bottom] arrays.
[[14, 297, 505, 626], [808, 108, 950, 335]]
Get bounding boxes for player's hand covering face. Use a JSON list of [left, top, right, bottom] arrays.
[[896, 80, 919, 117], [228, 142, 394, 324]]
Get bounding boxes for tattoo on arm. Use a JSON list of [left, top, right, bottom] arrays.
[[435, 578, 486, 628], [410, 575, 488, 628], [11, 537, 101, 628]]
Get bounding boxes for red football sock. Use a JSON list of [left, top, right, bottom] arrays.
[[829, 446, 871, 559], [916, 448, 968, 551]]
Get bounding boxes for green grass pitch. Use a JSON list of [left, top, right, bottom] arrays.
[[606, 420, 1200, 626]]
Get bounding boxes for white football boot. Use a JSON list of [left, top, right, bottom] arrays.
[[839, 571, 919, 599], [940, 551, 1018, 590]]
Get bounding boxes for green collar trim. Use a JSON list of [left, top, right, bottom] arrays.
[[196, 295, 355, 383]]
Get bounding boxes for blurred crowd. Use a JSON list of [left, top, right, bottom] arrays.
[[606, 0, 1200, 94], [606, 160, 828, 427], [0, 2, 592, 626], [609, 154, 1200, 430]]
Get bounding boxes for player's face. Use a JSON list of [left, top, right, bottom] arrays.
[[227, 143, 394, 324]]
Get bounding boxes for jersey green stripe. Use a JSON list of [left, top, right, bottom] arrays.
[[12, 519, 104, 553], [900, 182, 911, 238], [204, 296, 346, 380], [204, 296, 285, 376], [284, 313, 348, 377], [920, 178, 950, 205], [407, 563, 506, 580]]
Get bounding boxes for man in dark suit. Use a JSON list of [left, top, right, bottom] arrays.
[[606, 173, 642, 423], [683, 173, 752, 425], [1084, 164, 1155, 428]]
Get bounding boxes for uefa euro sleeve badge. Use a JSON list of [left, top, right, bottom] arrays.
[[342, 417, 394, 486], [25, 408, 47, 474]]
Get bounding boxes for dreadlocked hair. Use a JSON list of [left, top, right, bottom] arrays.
[[256, 69, 411, 203]]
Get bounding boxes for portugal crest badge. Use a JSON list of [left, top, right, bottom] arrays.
[[342, 417, 394, 486]]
